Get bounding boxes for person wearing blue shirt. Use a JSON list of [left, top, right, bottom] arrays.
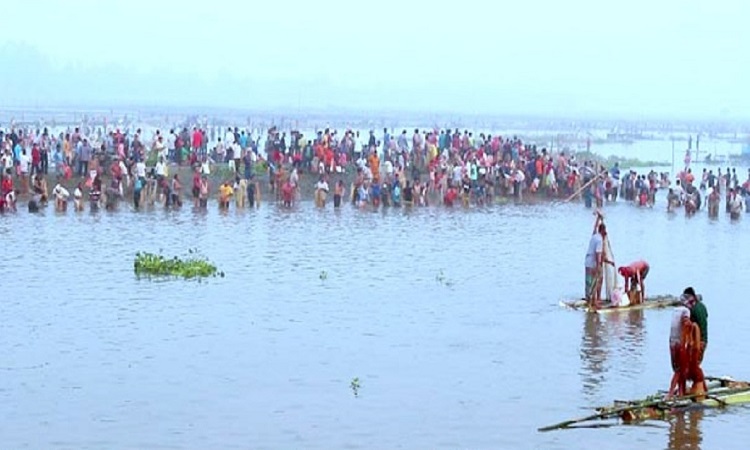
[[53, 144, 64, 176], [370, 182, 381, 208], [392, 181, 402, 206], [239, 132, 248, 150], [13, 143, 22, 165]]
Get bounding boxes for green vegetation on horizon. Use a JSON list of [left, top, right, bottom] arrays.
[[574, 151, 670, 169]]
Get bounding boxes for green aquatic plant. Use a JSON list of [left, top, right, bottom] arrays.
[[319, 270, 328, 281], [573, 151, 669, 169], [435, 269, 454, 287], [436, 269, 446, 284], [350, 377, 361, 397], [134, 250, 224, 280]]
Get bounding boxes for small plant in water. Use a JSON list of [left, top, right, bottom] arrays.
[[319, 270, 328, 281], [435, 269, 454, 287], [134, 249, 224, 280], [350, 377, 361, 397], [436, 269, 446, 284]]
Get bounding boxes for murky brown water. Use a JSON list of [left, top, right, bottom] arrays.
[[1, 195, 748, 449]]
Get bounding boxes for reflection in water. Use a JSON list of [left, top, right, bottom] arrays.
[[607, 310, 647, 376], [668, 410, 704, 450], [580, 310, 649, 398], [580, 313, 609, 398]]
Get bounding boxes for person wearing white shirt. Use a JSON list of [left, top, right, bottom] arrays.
[[52, 182, 70, 211], [314, 176, 329, 207], [155, 157, 167, 203], [155, 158, 166, 177], [19, 149, 31, 195], [166, 130, 176, 161], [673, 180, 685, 204], [118, 159, 130, 187], [729, 189, 744, 220], [384, 159, 394, 182], [201, 158, 211, 176], [73, 184, 83, 211], [452, 164, 462, 184], [514, 168, 526, 200], [1, 150, 12, 173], [225, 129, 235, 146], [19, 149, 31, 174], [153, 136, 166, 162], [135, 160, 146, 181]]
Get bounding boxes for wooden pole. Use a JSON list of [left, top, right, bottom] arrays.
[[563, 172, 601, 203], [538, 386, 750, 432]]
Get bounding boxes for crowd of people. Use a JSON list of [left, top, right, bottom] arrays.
[[1, 123, 749, 215]]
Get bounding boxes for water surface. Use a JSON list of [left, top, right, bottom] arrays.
[[1, 197, 749, 449]]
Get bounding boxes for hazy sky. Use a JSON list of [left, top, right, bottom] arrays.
[[0, 0, 747, 119]]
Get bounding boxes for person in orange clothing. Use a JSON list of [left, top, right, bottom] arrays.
[[618, 260, 649, 304], [368, 150, 380, 183], [667, 292, 706, 400]]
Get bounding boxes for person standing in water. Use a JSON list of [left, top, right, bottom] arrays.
[[584, 212, 614, 309], [333, 180, 345, 208]]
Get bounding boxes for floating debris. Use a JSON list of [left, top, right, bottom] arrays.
[[134, 250, 224, 280]]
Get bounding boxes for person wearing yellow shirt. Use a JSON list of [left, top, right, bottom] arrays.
[[219, 181, 234, 210]]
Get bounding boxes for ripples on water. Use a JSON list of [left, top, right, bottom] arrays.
[[1, 195, 749, 449]]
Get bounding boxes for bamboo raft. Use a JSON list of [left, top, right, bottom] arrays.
[[539, 377, 750, 432], [559, 295, 680, 314]]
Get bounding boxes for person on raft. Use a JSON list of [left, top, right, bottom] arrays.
[[584, 211, 614, 309], [667, 288, 707, 400], [618, 260, 650, 304], [685, 287, 708, 363]]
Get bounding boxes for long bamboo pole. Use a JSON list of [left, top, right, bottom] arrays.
[[562, 172, 601, 203], [538, 386, 750, 432]]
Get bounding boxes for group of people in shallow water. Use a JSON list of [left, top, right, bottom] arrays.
[[1, 123, 749, 216], [580, 159, 750, 220], [665, 167, 750, 219]]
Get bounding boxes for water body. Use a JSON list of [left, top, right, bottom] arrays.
[[1, 199, 748, 449]]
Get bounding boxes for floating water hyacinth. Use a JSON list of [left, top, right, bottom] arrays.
[[134, 250, 224, 279]]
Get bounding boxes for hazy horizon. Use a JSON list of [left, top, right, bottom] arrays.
[[0, 0, 747, 122]]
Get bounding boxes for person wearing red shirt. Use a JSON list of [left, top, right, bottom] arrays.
[[31, 144, 41, 175], [191, 128, 203, 153], [618, 260, 650, 304]]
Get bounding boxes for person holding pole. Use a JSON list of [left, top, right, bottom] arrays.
[[585, 210, 615, 309]]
